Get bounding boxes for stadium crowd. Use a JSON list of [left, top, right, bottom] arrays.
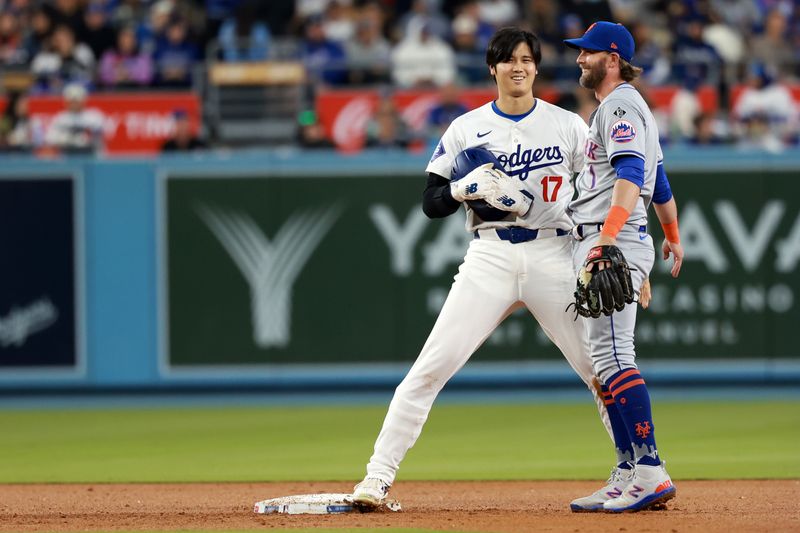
[[0, 0, 798, 151]]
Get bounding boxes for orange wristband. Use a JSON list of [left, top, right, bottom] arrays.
[[662, 220, 680, 243], [600, 205, 631, 239]]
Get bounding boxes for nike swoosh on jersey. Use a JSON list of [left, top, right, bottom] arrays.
[[477, 130, 492, 138], [639, 234, 648, 240]]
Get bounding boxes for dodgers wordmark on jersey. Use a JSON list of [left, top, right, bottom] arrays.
[[568, 83, 662, 226], [426, 99, 588, 233]]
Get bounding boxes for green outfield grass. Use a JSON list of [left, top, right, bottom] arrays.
[[0, 400, 797, 483]]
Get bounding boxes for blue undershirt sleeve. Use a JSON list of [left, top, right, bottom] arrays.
[[652, 163, 673, 204], [611, 154, 645, 189]]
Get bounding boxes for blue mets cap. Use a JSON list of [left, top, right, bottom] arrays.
[[564, 21, 635, 63]]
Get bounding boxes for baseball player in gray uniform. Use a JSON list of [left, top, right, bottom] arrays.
[[352, 27, 615, 509], [563, 22, 684, 512]]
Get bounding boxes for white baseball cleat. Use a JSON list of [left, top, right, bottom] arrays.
[[570, 463, 634, 512], [352, 477, 391, 510], [602, 463, 676, 512]]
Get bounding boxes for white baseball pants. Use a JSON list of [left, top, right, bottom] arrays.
[[364, 233, 611, 484]]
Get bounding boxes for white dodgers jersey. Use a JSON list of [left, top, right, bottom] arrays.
[[426, 99, 588, 232], [568, 83, 662, 226]]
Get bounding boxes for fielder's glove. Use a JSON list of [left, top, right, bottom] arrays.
[[450, 163, 497, 202], [571, 245, 635, 318]]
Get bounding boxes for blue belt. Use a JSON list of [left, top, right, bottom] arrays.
[[575, 223, 646, 239], [474, 227, 570, 244]]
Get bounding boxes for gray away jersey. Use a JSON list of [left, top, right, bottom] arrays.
[[427, 99, 587, 232], [568, 83, 662, 226]]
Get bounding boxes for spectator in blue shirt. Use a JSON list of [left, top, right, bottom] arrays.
[[136, 0, 173, 56], [217, 0, 270, 61], [427, 82, 468, 139], [205, 0, 243, 44], [154, 17, 199, 87], [672, 16, 723, 83], [301, 15, 347, 86], [456, 0, 497, 49]]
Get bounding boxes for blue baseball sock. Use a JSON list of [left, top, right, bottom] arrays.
[[600, 384, 634, 468], [606, 368, 661, 467]]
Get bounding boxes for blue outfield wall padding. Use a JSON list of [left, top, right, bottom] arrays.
[[84, 160, 161, 384], [0, 149, 798, 391]]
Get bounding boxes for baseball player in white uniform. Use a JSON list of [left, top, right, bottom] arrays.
[[564, 22, 684, 512], [352, 27, 614, 509], [45, 83, 104, 153]]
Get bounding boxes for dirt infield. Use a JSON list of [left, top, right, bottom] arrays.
[[1, 480, 798, 532]]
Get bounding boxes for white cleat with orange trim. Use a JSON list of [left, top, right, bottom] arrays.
[[602, 463, 676, 512], [570, 463, 634, 512]]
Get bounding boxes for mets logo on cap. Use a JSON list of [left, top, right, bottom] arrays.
[[610, 120, 636, 143]]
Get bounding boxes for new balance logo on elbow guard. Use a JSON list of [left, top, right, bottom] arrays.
[[497, 195, 516, 207]]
